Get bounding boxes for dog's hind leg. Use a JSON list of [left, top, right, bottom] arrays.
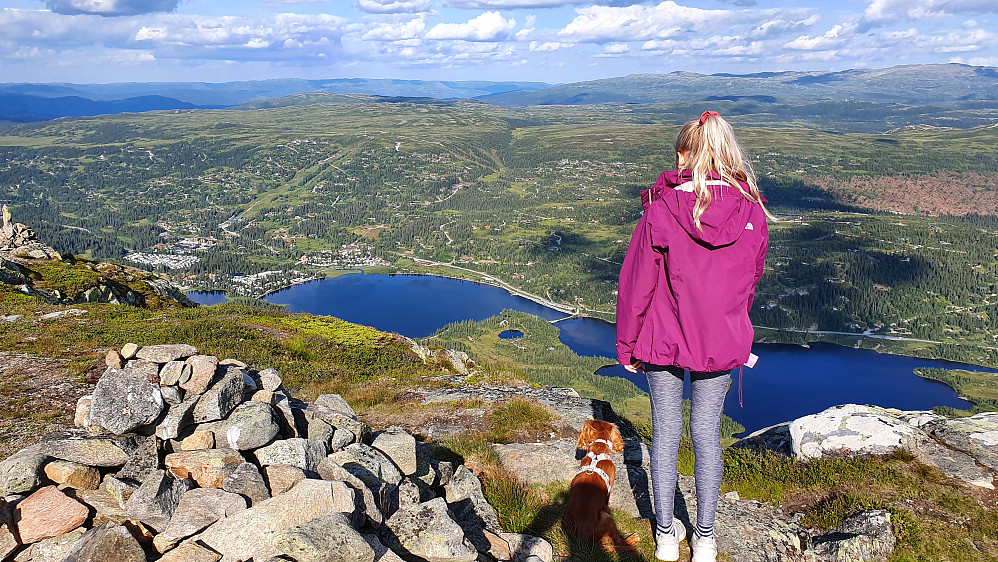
[[596, 510, 639, 553]]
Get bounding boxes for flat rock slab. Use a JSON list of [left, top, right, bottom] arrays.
[[925, 412, 998, 473], [14, 527, 85, 562], [39, 434, 137, 468], [135, 344, 198, 364], [14, 485, 89, 544], [790, 404, 920, 460], [194, 478, 356, 562], [273, 513, 375, 562], [154, 487, 247, 553], [493, 438, 653, 518], [381, 497, 477, 562]]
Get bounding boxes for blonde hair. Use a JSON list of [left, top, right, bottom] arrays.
[[675, 113, 775, 230]]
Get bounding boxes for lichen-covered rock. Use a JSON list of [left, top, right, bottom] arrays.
[[258, 368, 283, 392], [13, 527, 85, 562], [219, 401, 280, 450], [153, 487, 247, 553], [43, 460, 100, 491], [329, 443, 404, 489], [318, 455, 384, 527], [372, 427, 418, 476], [116, 434, 159, 483], [165, 448, 245, 489], [156, 394, 199, 441], [135, 344, 198, 364], [305, 404, 370, 444], [73, 488, 129, 527], [40, 434, 135, 468], [156, 541, 223, 562], [790, 405, 920, 460], [0, 451, 49, 496], [307, 417, 335, 454], [159, 361, 189, 386], [445, 465, 501, 534], [89, 367, 164, 434], [315, 394, 357, 418], [222, 462, 271, 506], [124, 469, 194, 532], [501, 533, 553, 562], [924, 412, 998, 473], [59, 522, 146, 562], [254, 438, 326, 473], [192, 367, 247, 423], [193, 479, 356, 562], [102, 474, 139, 507], [381, 497, 477, 562], [807, 510, 895, 562], [273, 513, 375, 562]]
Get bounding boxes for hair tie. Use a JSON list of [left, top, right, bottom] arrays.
[[700, 110, 720, 124]]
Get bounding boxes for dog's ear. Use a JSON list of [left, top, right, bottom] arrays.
[[610, 424, 625, 453], [577, 420, 596, 450]]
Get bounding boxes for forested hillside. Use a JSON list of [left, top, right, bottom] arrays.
[[1, 97, 997, 365]]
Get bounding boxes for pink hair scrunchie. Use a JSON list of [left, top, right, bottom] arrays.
[[700, 110, 720, 124]]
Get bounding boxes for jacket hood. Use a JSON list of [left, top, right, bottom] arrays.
[[644, 170, 764, 248]]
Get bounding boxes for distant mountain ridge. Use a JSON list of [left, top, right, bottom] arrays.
[[2, 64, 996, 122], [481, 63, 998, 106], [0, 93, 208, 122]]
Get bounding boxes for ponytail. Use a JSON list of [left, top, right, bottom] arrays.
[[675, 112, 775, 230]]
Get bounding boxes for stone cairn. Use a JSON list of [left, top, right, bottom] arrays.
[[0, 344, 553, 562], [0, 206, 60, 261]]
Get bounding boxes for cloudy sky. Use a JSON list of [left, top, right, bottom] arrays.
[[1, 0, 996, 84]]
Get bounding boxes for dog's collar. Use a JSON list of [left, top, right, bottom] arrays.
[[577, 462, 613, 492], [587, 438, 615, 451]]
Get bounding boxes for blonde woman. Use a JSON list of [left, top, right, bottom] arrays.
[[616, 111, 772, 562]]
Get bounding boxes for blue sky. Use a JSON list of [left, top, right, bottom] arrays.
[[1, 0, 996, 84]]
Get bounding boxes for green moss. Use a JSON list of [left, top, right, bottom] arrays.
[[22, 260, 103, 298]]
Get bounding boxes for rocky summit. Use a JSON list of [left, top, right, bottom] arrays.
[[0, 343, 552, 562], [0, 341, 996, 562]]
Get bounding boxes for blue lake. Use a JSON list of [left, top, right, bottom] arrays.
[[191, 273, 983, 435], [186, 290, 229, 305]]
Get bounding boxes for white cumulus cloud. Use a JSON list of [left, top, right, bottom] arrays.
[[862, 0, 998, 27], [363, 15, 427, 41], [445, 0, 594, 8], [426, 11, 516, 41], [355, 0, 431, 14]]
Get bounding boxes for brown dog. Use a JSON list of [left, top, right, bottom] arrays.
[[561, 419, 640, 552]]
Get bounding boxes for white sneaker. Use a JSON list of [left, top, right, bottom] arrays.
[[654, 518, 686, 561], [690, 531, 718, 562]]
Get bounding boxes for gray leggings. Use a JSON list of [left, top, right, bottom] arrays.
[[646, 365, 731, 534]]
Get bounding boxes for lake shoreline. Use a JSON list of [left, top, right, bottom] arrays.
[[188, 270, 997, 371]]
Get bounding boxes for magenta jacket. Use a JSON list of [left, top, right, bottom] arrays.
[[616, 170, 769, 372]]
